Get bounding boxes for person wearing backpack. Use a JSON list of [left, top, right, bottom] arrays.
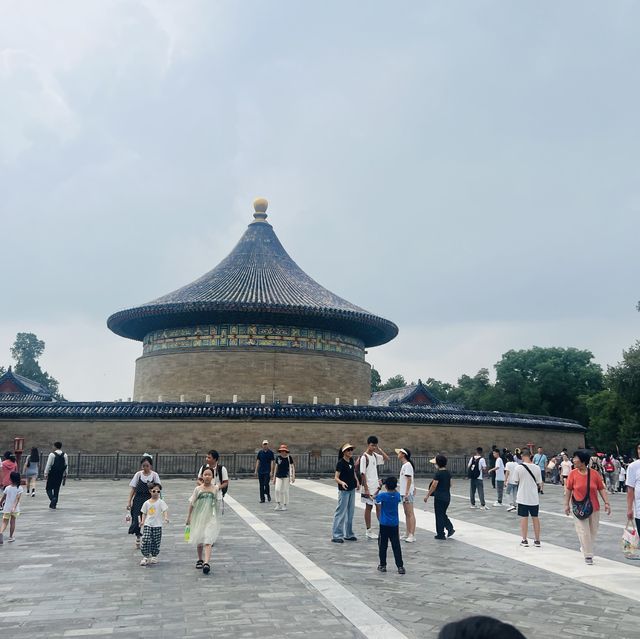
[[467, 447, 489, 510], [44, 442, 68, 509], [197, 450, 229, 497], [359, 435, 389, 539]]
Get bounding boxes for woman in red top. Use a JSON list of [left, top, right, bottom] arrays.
[[563, 449, 611, 565], [1, 451, 18, 489]]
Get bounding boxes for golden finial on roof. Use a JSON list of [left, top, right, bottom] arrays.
[[253, 197, 268, 222]]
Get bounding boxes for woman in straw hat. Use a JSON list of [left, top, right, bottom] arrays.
[[332, 443, 359, 543], [272, 444, 295, 511], [396, 448, 416, 543]]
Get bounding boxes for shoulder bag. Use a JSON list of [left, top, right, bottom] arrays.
[[571, 469, 593, 520]]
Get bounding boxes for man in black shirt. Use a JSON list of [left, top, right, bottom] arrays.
[[332, 443, 359, 543], [254, 440, 275, 503], [424, 454, 455, 540]]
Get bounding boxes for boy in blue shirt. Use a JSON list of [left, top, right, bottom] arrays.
[[375, 476, 405, 574]]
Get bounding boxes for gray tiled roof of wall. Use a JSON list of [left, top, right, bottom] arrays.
[[0, 401, 585, 431]]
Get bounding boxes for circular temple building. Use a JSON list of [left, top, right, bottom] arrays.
[[108, 199, 398, 406], [0, 198, 586, 456]]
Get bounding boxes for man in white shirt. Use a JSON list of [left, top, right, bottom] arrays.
[[197, 450, 229, 494], [467, 447, 489, 510], [488, 449, 505, 506], [513, 448, 543, 547], [359, 435, 389, 540], [44, 442, 68, 509], [626, 443, 640, 534]]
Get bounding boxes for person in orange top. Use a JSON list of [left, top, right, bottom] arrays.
[[1, 452, 18, 490], [563, 449, 611, 565]]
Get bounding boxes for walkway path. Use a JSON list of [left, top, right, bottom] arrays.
[[0, 478, 637, 638]]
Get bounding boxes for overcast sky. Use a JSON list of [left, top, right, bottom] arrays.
[[1, 1, 638, 400]]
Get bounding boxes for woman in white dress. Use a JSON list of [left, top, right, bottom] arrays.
[[185, 466, 221, 575]]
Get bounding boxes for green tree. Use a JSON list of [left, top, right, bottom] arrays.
[[448, 368, 501, 411], [10, 332, 64, 399], [379, 374, 406, 391], [371, 367, 382, 393], [422, 377, 455, 402], [604, 341, 640, 452], [493, 347, 603, 422], [585, 389, 624, 451]]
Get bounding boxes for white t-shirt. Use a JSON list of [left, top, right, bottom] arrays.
[[505, 461, 518, 485], [360, 452, 383, 494], [493, 457, 505, 481], [129, 470, 160, 488], [468, 455, 487, 479], [198, 465, 229, 486], [141, 498, 168, 527], [513, 463, 542, 506], [560, 460, 572, 476], [625, 459, 640, 517], [620, 466, 626, 481], [2, 485, 23, 513], [399, 461, 415, 496]]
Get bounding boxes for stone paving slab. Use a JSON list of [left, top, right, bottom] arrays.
[[0, 478, 637, 638]]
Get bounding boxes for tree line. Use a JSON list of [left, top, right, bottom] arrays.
[[1, 332, 64, 400], [372, 342, 640, 454]]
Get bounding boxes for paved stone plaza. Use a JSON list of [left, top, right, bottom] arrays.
[[1, 477, 639, 638]]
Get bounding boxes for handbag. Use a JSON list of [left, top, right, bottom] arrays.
[[571, 469, 593, 520], [622, 519, 639, 559]]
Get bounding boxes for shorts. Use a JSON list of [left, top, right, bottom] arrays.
[[361, 494, 375, 506], [2, 512, 19, 520], [517, 503, 539, 518], [402, 494, 415, 504]]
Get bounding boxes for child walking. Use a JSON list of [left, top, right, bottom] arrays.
[[0, 471, 24, 544], [186, 466, 221, 575], [375, 476, 405, 574], [139, 482, 169, 566]]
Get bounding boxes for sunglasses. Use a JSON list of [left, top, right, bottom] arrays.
[[150, 490, 161, 493]]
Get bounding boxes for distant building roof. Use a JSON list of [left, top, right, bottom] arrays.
[[370, 380, 441, 407], [0, 400, 585, 431], [107, 199, 398, 347], [0, 367, 54, 401]]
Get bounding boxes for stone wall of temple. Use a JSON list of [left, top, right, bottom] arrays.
[[0, 418, 585, 456], [133, 349, 372, 405]]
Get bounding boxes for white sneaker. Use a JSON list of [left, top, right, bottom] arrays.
[[405, 535, 416, 543], [400, 533, 407, 540], [8, 537, 15, 543], [274, 504, 282, 511], [366, 529, 379, 540], [493, 501, 501, 507], [281, 505, 288, 511], [140, 557, 149, 566], [481, 505, 490, 510], [149, 557, 158, 564], [507, 505, 516, 512], [470, 505, 478, 509]]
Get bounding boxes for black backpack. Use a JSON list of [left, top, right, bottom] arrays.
[[467, 456, 481, 480], [51, 452, 67, 475], [217, 465, 228, 497]]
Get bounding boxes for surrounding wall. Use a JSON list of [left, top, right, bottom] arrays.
[[133, 350, 371, 405], [0, 418, 585, 455]]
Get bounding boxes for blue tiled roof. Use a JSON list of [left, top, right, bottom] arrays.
[[0, 401, 585, 432], [107, 205, 398, 347], [370, 381, 441, 407], [0, 368, 54, 399]]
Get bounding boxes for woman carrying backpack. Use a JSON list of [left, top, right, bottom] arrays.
[[564, 449, 611, 565]]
